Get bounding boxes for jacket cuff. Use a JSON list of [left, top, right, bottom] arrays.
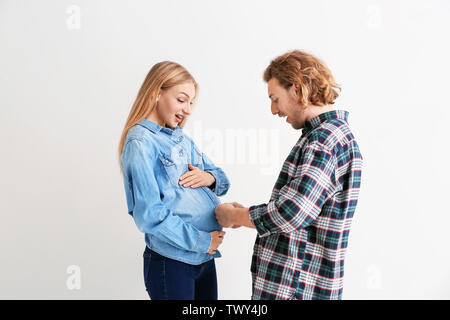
[[195, 231, 212, 253], [206, 169, 230, 196]]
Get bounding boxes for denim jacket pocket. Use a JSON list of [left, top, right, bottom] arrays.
[[158, 154, 181, 187]]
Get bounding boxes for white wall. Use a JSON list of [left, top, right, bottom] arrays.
[[1, 0, 449, 299]]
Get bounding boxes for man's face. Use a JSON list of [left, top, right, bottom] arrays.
[[267, 78, 306, 130]]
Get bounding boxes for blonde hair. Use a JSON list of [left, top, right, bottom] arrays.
[[118, 61, 198, 169], [264, 50, 340, 107]]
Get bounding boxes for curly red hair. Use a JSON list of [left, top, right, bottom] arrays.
[[264, 50, 341, 107]]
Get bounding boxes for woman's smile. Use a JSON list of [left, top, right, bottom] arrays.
[[175, 114, 184, 122]]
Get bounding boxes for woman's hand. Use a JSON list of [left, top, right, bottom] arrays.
[[179, 164, 215, 188], [207, 230, 226, 255]]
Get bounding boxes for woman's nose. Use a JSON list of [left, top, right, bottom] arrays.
[[183, 103, 192, 115]]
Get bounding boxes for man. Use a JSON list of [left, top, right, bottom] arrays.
[[215, 50, 363, 300]]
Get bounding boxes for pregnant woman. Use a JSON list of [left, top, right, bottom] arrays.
[[118, 61, 230, 300]]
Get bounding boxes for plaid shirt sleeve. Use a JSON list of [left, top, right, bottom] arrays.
[[250, 141, 337, 237]]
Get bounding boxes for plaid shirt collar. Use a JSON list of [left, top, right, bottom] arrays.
[[303, 109, 349, 133]]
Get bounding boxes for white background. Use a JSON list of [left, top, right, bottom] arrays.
[[1, 0, 449, 299]]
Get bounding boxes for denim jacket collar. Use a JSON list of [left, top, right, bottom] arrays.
[[137, 119, 181, 135]]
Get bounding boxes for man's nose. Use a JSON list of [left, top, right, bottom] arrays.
[[271, 103, 278, 115]]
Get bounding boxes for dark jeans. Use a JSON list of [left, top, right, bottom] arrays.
[[143, 246, 218, 300]]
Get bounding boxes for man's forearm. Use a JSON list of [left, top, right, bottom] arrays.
[[234, 208, 255, 229]]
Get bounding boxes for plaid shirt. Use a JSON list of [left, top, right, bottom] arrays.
[[249, 110, 363, 300]]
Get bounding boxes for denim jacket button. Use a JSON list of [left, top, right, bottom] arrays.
[[178, 136, 183, 142], [179, 150, 184, 156]]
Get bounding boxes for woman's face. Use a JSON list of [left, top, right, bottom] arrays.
[[153, 81, 196, 129]]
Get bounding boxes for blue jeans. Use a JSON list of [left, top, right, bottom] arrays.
[[143, 246, 218, 300]]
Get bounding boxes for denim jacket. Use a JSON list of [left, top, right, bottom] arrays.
[[120, 119, 230, 265]]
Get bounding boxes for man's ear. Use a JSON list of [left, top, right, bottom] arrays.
[[289, 83, 300, 99]]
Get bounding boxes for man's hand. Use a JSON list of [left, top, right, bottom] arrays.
[[215, 203, 236, 228], [215, 202, 256, 229], [230, 202, 244, 228], [207, 230, 226, 255], [232, 202, 244, 208], [179, 164, 215, 188]]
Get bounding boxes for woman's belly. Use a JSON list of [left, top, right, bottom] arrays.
[[163, 185, 223, 233]]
